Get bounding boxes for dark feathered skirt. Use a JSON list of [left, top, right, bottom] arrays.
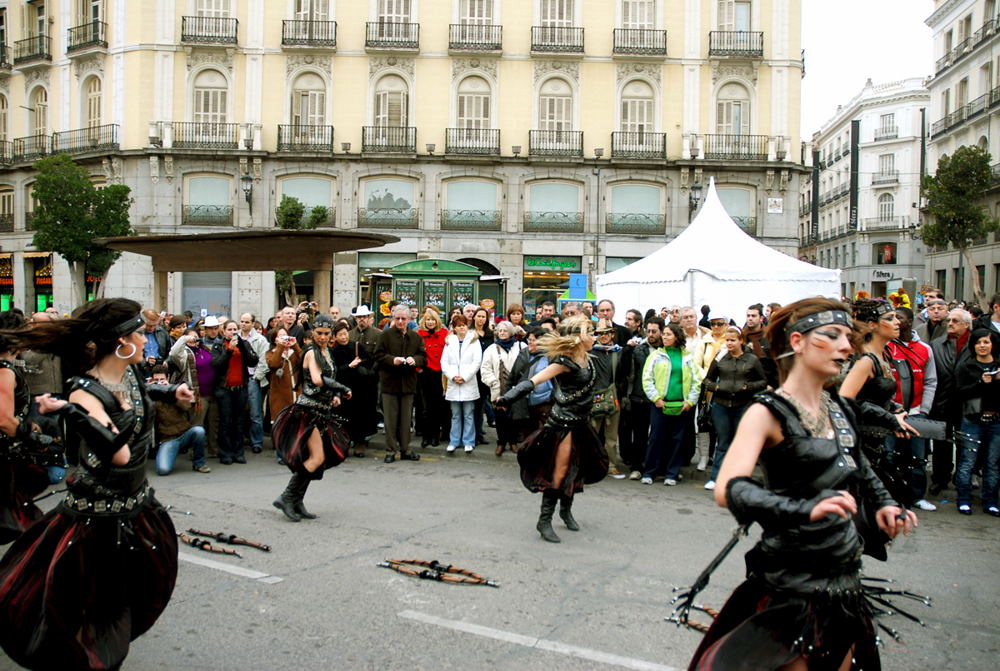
[[272, 402, 350, 478], [516, 421, 608, 496], [0, 496, 178, 670], [0, 460, 48, 545]]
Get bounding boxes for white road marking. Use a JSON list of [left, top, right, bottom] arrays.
[[178, 551, 284, 583], [398, 610, 681, 671]]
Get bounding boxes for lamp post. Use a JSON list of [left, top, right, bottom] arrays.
[[688, 183, 703, 221], [241, 173, 253, 218]]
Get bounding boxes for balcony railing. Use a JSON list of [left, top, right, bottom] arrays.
[[67, 21, 108, 52], [52, 124, 120, 155], [181, 16, 238, 45], [183, 205, 234, 226], [362, 126, 416, 153], [12, 135, 51, 163], [531, 26, 584, 53], [440, 209, 502, 231], [733, 216, 757, 236], [862, 217, 909, 231], [13, 36, 51, 64], [606, 212, 666, 235], [872, 171, 899, 186], [708, 31, 764, 58], [358, 207, 419, 229], [277, 124, 334, 152], [524, 211, 584, 233], [703, 134, 768, 160], [935, 18, 998, 74], [611, 131, 666, 159], [873, 126, 898, 142], [445, 128, 500, 155], [612, 28, 667, 55], [172, 122, 240, 149], [0, 141, 12, 164], [365, 22, 419, 50], [282, 20, 337, 47], [449, 24, 502, 51], [0, 214, 13, 233], [529, 129, 583, 157], [0, 44, 9, 70], [276, 208, 336, 229]]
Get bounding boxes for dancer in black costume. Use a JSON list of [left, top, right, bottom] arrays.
[[687, 298, 918, 671], [0, 298, 193, 670], [272, 314, 352, 522], [496, 316, 608, 543]]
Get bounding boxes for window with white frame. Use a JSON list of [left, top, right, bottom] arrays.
[[31, 88, 47, 136], [460, 0, 493, 24], [608, 183, 663, 231], [28, 2, 47, 37], [192, 69, 228, 124], [457, 76, 491, 129], [444, 179, 499, 225], [718, 0, 750, 30], [187, 175, 230, 207], [374, 74, 408, 126], [0, 9, 6, 47], [878, 153, 895, 177], [279, 175, 333, 224], [538, 78, 573, 131], [540, 0, 574, 27], [622, 0, 654, 28], [294, 0, 329, 21], [717, 186, 755, 232], [988, 0, 997, 20], [527, 181, 581, 224], [84, 76, 101, 128], [290, 72, 326, 126], [196, 0, 230, 17], [879, 113, 894, 133], [716, 82, 750, 135], [877, 193, 894, 221], [620, 79, 654, 133], [378, 0, 412, 22], [76, 0, 102, 25]]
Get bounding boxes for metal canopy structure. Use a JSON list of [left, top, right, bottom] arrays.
[[96, 230, 399, 272]]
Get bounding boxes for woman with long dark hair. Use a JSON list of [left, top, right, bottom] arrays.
[[496, 316, 608, 543], [0, 298, 193, 670], [472, 307, 495, 443], [687, 297, 918, 671], [271, 314, 351, 522], [329, 320, 374, 456], [954, 328, 1000, 515]]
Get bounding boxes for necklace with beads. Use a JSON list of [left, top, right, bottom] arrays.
[[776, 388, 833, 438]]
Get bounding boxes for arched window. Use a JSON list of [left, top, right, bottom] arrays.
[[878, 193, 894, 221], [457, 75, 491, 129], [716, 82, 750, 135], [31, 88, 48, 136], [607, 183, 664, 234], [84, 77, 102, 128], [621, 79, 654, 133], [443, 179, 500, 230], [192, 69, 228, 124], [278, 175, 334, 227], [538, 78, 573, 131], [374, 74, 408, 127], [290, 72, 326, 126], [360, 177, 417, 228], [526, 181, 582, 231]]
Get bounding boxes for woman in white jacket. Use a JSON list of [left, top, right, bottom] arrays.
[[481, 321, 528, 456], [440, 314, 483, 453]]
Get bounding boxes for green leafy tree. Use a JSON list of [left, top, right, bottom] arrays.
[[273, 195, 312, 305], [31, 154, 134, 302], [922, 145, 1000, 309], [306, 205, 329, 229]]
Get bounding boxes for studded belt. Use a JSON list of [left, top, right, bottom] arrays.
[[63, 482, 152, 515]]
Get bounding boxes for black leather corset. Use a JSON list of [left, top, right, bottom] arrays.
[[300, 346, 336, 405], [547, 355, 595, 427]]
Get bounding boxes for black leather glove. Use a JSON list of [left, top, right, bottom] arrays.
[[59, 403, 134, 465], [496, 379, 535, 408], [854, 399, 906, 435], [321, 375, 352, 397], [146, 383, 181, 404], [726, 476, 838, 531]]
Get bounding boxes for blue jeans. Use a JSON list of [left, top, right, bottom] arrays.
[[886, 413, 930, 502], [247, 379, 264, 449], [709, 402, 747, 481], [955, 416, 1000, 508], [643, 407, 688, 480], [156, 426, 207, 475], [449, 401, 476, 448], [218, 386, 248, 460]]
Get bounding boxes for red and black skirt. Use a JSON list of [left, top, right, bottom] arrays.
[[272, 402, 350, 479], [516, 421, 608, 496], [0, 459, 48, 545]]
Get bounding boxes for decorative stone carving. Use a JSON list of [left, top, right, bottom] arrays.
[[533, 60, 579, 85], [185, 48, 235, 74], [252, 157, 262, 181], [23, 69, 50, 93], [694, 168, 703, 186], [452, 58, 497, 79], [766, 169, 776, 192], [110, 157, 123, 184], [711, 61, 758, 86], [74, 53, 105, 80], [163, 155, 174, 182], [101, 158, 111, 180], [239, 157, 248, 176], [286, 53, 332, 77], [680, 167, 689, 189], [780, 169, 790, 193], [615, 62, 662, 86], [369, 56, 414, 78], [150, 156, 159, 184]]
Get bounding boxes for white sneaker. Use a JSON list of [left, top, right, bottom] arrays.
[[696, 457, 708, 472], [446, 445, 456, 453], [611, 472, 627, 480], [664, 478, 678, 486], [640, 477, 653, 485], [463, 445, 474, 453], [914, 499, 937, 511], [628, 470, 642, 480], [704, 480, 716, 491]]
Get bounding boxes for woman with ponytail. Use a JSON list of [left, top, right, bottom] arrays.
[[0, 298, 193, 670], [495, 316, 608, 543]]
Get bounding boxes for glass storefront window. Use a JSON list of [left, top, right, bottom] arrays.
[[605, 256, 641, 273], [522, 255, 580, 318]]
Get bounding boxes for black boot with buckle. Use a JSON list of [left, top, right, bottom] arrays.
[[293, 471, 318, 519], [536, 490, 561, 543], [273, 475, 301, 522], [559, 493, 580, 531]]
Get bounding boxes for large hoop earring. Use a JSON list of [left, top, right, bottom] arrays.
[[115, 343, 137, 360]]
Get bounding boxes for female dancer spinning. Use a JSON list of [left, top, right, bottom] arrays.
[[0, 298, 192, 670], [272, 314, 351, 522], [496, 316, 608, 543], [688, 298, 917, 671]]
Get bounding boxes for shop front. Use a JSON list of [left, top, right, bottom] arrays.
[[0, 256, 12, 312], [522, 255, 581, 318]]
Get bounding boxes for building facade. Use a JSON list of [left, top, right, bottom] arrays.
[[0, 0, 805, 318], [799, 78, 929, 300], [926, 0, 1000, 302]]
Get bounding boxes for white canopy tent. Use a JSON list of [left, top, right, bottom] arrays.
[[596, 179, 841, 321]]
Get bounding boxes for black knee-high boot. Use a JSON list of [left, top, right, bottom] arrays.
[[537, 490, 561, 543], [273, 475, 301, 522], [559, 493, 580, 531], [294, 472, 318, 519]]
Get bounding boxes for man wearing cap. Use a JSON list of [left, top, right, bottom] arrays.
[[349, 305, 382, 350]]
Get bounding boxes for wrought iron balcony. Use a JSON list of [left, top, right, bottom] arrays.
[[862, 217, 909, 231], [703, 134, 768, 160], [449, 24, 502, 51], [276, 207, 336, 229], [872, 171, 899, 186], [67, 21, 108, 52], [12, 134, 51, 163], [529, 130, 583, 157], [13, 36, 51, 65], [277, 124, 334, 152], [440, 209, 502, 231], [0, 214, 13, 233], [612, 29, 667, 55], [708, 31, 764, 58], [523, 211, 584, 233], [172, 122, 240, 149], [0, 44, 11, 70], [362, 126, 416, 153], [873, 126, 898, 142], [445, 128, 500, 155], [183, 205, 234, 226], [611, 131, 666, 159], [531, 26, 584, 53], [52, 124, 120, 155], [365, 22, 419, 50], [181, 16, 238, 45], [282, 20, 337, 47], [605, 212, 666, 235], [0, 141, 11, 164], [935, 18, 998, 74], [733, 216, 757, 236], [358, 207, 419, 229]]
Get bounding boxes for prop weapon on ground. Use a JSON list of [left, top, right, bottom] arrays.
[[178, 532, 241, 558], [377, 559, 499, 587], [187, 528, 272, 552], [165, 504, 193, 515], [666, 524, 748, 632]]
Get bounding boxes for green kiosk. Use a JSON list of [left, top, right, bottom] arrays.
[[382, 259, 506, 316]]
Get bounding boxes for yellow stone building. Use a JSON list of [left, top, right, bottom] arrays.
[[0, 0, 804, 319]]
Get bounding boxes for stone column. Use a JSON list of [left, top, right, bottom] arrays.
[[313, 269, 332, 310]]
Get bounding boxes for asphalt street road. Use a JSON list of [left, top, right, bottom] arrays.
[[1, 433, 998, 671]]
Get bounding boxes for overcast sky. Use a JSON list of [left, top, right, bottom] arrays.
[[801, 0, 934, 134]]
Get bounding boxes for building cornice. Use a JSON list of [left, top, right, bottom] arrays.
[[926, 0, 969, 28]]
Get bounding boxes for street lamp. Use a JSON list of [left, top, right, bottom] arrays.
[[241, 173, 253, 217], [688, 183, 703, 220]]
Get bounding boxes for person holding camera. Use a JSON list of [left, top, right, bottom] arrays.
[[211, 320, 258, 465], [955, 328, 1000, 516], [374, 305, 427, 463]]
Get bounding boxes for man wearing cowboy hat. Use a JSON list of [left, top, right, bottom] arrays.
[[349, 305, 382, 351]]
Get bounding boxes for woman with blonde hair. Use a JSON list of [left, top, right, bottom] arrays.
[[496, 316, 608, 543]]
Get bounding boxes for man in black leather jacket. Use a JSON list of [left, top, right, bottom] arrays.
[[928, 308, 973, 494], [620, 317, 664, 479]]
